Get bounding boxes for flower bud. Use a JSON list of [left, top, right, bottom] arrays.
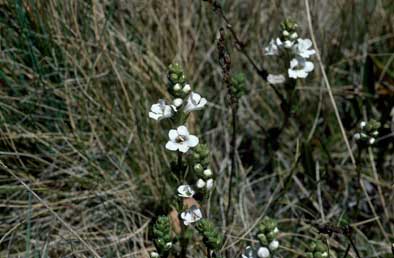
[[267, 230, 278, 242], [196, 179, 206, 188], [194, 164, 204, 174], [257, 233, 268, 245], [182, 84, 191, 93], [290, 32, 298, 39], [305, 253, 314, 258], [206, 179, 214, 190], [170, 73, 179, 82], [203, 169, 213, 177], [257, 247, 270, 258], [269, 240, 279, 251], [150, 252, 159, 258], [282, 30, 290, 36], [193, 152, 201, 161], [173, 83, 182, 91], [173, 98, 183, 107]]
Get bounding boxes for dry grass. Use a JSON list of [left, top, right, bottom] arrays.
[[1, 0, 394, 257]]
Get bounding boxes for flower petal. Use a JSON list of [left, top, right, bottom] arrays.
[[150, 103, 162, 113], [177, 125, 189, 136], [149, 112, 160, 120], [192, 208, 202, 219], [178, 143, 189, 153], [288, 69, 297, 79], [304, 61, 314, 72], [198, 97, 207, 108], [191, 92, 201, 103], [169, 129, 178, 141], [163, 106, 173, 118], [289, 58, 298, 68], [187, 135, 199, 147], [165, 141, 178, 151]]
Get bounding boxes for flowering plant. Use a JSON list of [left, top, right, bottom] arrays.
[[264, 19, 316, 82], [148, 63, 222, 258]]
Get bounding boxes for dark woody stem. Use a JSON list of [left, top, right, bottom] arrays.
[[202, 0, 287, 104], [217, 28, 237, 225]]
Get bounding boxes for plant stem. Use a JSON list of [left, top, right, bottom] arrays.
[[227, 99, 238, 225], [354, 147, 362, 218], [207, 247, 212, 258]]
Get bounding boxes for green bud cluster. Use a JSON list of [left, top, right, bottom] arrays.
[[196, 219, 223, 251], [354, 119, 381, 146], [280, 18, 298, 34], [305, 240, 330, 258], [191, 144, 210, 177], [167, 63, 190, 98], [280, 18, 299, 42], [231, 73, 247, 98], [257, 217, 280, 253], [152, 216, 173, 256]]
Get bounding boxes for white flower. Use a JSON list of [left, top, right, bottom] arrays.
[[177, 185, 195, 198], [322, 252, 328, 257], [288, 57, 314, 79], [206, 179, 214, 190], [269, 240, 279, 251], [264, 39, 279, 56], [184, 92, 207, 113], [203, 169, 213, 177], [150, 252, 159, 258], [196, 178, 206, 189], [293, 38, 315, 58], [257, 247, 270, 258], [180, 206, 202, 225], [360, 121, 367, 128], [267, 74, 286, 84], [182, 84, 191, 93], [369, 137, 375, 145], [273, 227, 279, 233], [149, 100, 174, 121], [173, 98, 183, 108], [173, 83, 182, 91], [165, 126, 199, 153]]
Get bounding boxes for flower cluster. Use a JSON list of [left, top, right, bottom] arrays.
[[149, 63, 217, 229], [305, 240, 330, 258], [149, 64, 217, 256], [149, 63, 207, 136], [264, 19, 316, 81], [192, 144, 215, 192], [354, 119, 380, 146], [242, 217, 280, 258], [150, 216, 173, 258]]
